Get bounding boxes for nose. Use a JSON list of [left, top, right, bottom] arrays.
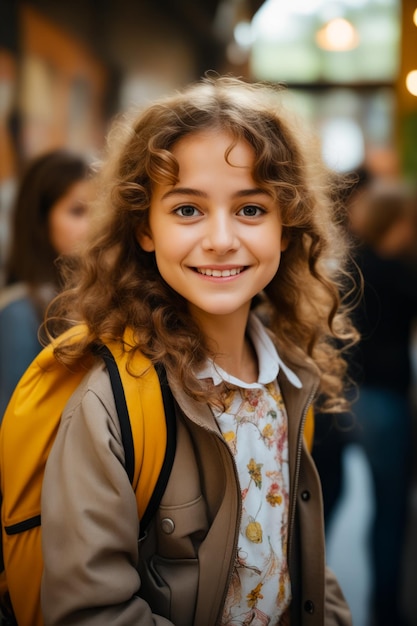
[[202, 212, 240, 254]]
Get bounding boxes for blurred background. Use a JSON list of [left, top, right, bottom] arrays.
[[1, 1, 415, 174], [0, 0, 415, 254], [1, 0, 416, 273], [0, 1, 416, 624]]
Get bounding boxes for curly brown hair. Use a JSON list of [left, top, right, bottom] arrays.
[[46, 76, 358, 411]]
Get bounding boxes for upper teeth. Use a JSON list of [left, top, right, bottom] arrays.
[[197, 268, 242, 277]]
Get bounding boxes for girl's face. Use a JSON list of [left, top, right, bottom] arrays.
[[139, 130, 287, 324], [48, 179, 93, 256]]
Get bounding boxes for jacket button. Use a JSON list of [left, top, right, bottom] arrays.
[[304, 600, 315, 614], [301, 490, 311, 501], [161, 518, 175, 534]]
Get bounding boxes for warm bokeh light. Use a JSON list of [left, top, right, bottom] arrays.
[[316, 18, 360, 51], [413, 8, 417, 27], [405, 69, 417, 96]]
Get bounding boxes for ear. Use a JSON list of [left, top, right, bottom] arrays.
[[136, 226, 155, 252], [280, 228, 290, 252]]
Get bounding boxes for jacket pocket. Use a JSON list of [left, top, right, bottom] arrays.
[[156, 494, 209, 558], [143, 555, 199, 626], [137, 414, 211, 623]]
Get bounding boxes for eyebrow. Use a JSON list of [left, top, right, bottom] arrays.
[[161, 187, 271, 200]]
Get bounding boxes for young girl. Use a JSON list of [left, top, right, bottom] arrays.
[[40, 76, 356, 625]]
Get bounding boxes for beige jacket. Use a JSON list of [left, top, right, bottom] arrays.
[[40, 346, 352, 626]]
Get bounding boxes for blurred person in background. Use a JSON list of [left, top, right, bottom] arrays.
[[314, 173, 417, 626], [0, 149, 93, 417], [313, 168, 371, 527]]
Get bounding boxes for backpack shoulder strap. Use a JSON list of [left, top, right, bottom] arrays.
[[97, 345, 177, 537], [140, 363, 176, 538], [98, 346, 135, 483]]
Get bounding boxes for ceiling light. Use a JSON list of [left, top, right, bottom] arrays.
[[406, 70, 417, 96], [316, 18, 359, 51]]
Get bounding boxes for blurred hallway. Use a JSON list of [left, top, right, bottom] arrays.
[[326, 445, 373, 626], [327, 443, 417, 626]]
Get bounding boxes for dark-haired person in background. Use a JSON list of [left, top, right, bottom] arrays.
[[313, 174, 417, 626], [0, 149, 93, 417]]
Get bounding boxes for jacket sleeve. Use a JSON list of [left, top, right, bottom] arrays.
[[40, 363, 173, 626], [324, 566, 353, 626]]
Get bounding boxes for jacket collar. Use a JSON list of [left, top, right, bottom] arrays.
[[195, 312, 302, 390], [169, 336, 319, 445]]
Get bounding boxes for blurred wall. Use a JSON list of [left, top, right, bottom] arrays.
[[397, 0, 417, 179], [0, 0, 415, 224], [0, 0, 264, 182]]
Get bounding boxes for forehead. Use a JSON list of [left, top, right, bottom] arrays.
[[149, 129, 260, 203], [171, 129, 255, 169]]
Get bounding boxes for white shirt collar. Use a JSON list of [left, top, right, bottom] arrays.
[[196, 312, 302, 390]]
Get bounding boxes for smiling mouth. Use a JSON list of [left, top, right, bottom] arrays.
[[195, 267, 246, 277]]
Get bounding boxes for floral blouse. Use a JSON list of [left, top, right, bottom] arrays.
[[198, 314, 302, 626]]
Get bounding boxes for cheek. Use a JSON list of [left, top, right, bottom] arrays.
[[48, 213, 87, 256], [151, 223, 193, 258], [153, 235, 180, 264], [259, 233, 285, 278], [257, 225, 286, 257]]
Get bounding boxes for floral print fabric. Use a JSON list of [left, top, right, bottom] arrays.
[[215, 381, 292, 625]]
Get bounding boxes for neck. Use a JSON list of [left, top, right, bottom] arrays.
[[191, 307, 259, 383]]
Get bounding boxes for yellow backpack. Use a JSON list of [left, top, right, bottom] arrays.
[[0, 326, 177, 626]]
